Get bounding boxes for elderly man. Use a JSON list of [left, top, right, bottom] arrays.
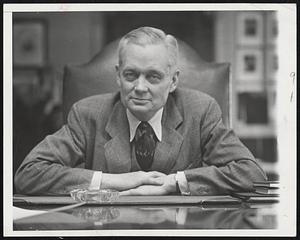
[[14, 27, 266, 196]]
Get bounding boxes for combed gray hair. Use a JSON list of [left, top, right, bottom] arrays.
[[118, 27, 179, 71]]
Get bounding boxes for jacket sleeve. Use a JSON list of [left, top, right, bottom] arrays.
[[184, 98, 267, 195], [14, 103, 95, 195]]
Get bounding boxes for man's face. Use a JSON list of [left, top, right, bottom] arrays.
[[116, 43, 179, 121]]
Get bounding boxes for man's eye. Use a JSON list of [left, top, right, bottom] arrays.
[[123, 72, 137, 81], [147, 74, 161, 83]]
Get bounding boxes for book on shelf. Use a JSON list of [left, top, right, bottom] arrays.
[[231, 191, 279, 199], [254, 187, 279, 195], [230, 180, 280, 202], [230, 191, 279, 203], [253, 181, 279, 189]]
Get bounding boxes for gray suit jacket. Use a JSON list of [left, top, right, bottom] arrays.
[[14, 88, 266, 195]]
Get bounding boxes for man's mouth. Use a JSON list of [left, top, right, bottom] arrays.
[[130, 97, 151, 104], [131, 96, 150, 100]]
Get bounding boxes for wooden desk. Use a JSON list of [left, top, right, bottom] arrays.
[[13, 195, 278, 230]]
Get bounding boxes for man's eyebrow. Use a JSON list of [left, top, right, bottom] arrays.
[[146, 69, 165, 75], [122, 67, 166, 75], [123, 67, 136, 71]]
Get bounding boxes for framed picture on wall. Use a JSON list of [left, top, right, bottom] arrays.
[[13, 20, 47, 67], [236, 12, 263, 45], [236, 48, 264, 82]]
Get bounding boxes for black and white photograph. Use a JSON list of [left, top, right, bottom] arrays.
[[3, 3, 296, 237]]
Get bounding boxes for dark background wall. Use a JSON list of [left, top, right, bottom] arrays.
[[103, 12, 215, 62]]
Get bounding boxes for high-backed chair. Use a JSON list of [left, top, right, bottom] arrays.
[[63, 39, 231, 127]]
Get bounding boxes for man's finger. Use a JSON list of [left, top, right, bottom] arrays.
[[149, 171, 166, 177], [148, 177, 164, 185]]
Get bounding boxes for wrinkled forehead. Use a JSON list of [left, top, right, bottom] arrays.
[[119, 42, 172, 67], [119, 43, 170, 71]]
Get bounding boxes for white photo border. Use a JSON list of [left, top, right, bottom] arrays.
[[3, 3, 297, 237]]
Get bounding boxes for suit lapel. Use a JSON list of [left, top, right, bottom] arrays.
[[151, 94, 184, 173], [104, 101, 132, 173]]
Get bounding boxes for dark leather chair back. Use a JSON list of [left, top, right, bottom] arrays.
[[63, 39, 231, 127]]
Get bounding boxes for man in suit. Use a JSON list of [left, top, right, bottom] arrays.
[[14, 27, 266, 196]]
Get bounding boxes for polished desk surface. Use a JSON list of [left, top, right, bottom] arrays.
[[13, 196, 278, 230]]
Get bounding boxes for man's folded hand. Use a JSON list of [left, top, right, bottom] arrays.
[[101, 171, 166, 191], [120, 174, 176, 195]]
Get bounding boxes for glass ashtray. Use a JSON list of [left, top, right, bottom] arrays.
[[70, 189, 119, 203]]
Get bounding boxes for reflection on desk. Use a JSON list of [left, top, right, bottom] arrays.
[[14, 211, 95, 230], [68, 205, 277, 229], [14, 204, 277, 230]]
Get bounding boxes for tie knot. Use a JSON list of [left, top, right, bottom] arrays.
[[135, 121, 156, 142], [139, 121, 151, 130]]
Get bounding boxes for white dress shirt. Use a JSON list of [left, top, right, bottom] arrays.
[[89, 108, 190, 195], [127, 108, 163, 142]]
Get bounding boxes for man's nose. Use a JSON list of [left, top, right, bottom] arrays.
[[135, 75, 148, 92]]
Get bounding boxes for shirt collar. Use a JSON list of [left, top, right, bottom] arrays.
[[126, 108, 163, 142]]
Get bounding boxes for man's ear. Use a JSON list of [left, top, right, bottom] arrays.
[[169, 70, 180, 93], [115, 65, 121, 87]]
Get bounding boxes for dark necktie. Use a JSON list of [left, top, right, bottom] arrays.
[[134, 121, 157, 171]]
